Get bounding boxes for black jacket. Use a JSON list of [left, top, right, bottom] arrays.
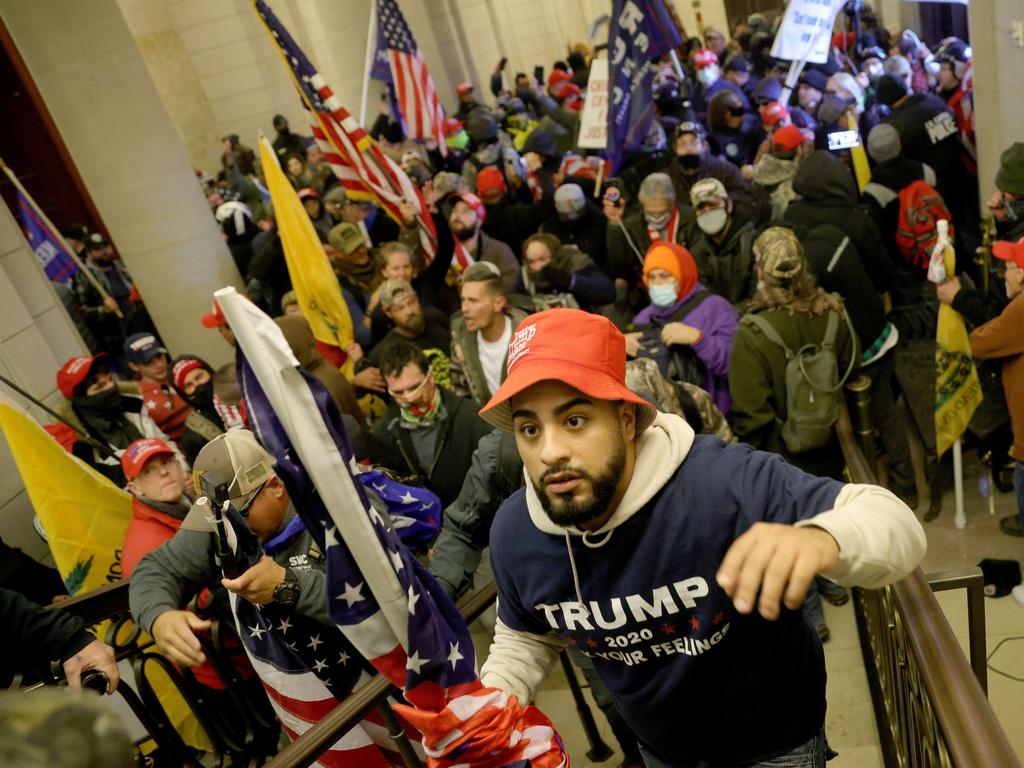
[[371, 388, 493, 507], [1, 588, 93, 688], [784, 152, 892, 294], [541, 203, 610, 273]]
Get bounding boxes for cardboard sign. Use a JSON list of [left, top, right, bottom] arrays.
[[770, 0, 845, 64], [577, 57, 609, 149]]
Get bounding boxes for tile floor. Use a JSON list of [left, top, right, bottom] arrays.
[[471, 455, 1024, 767]]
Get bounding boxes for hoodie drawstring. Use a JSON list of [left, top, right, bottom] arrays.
[[564, 531, 589, 616]]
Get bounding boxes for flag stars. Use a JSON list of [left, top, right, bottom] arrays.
[[248, 624, 266, 640], [447, 642, 464, 670], [337, 581, 365, 607], [312, 658, 328, 673], [406, 651, 427, 674], [407, 585, 420, 615], [324, 525, 340, 547], [277, 617, 293, 634], [399, 490, 417, 505], [307, 634, 323, 651], [338, 651, 350, 666], [389, 548, 404, 573]]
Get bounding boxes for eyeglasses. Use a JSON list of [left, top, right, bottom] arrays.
[[387, 371, 433, 402], [238, 481, 267, 516]]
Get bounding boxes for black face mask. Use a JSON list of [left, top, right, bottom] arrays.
[[189, 379, 215, 412], [678, 153, 703, 170], [73, 386, 123, 422]]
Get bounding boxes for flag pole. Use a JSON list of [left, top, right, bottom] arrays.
[[359, 0, 378, 127], [0, 158, 122, 319], [953, 438, 967, 529]]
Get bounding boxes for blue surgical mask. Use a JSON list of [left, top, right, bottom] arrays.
[[649, 283, 678, 307]]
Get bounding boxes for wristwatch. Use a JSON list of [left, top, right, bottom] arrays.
[[273, 567, 301, 607]]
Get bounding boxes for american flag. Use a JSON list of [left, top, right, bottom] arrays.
[[216, 498, 406, 767], [371, 0, 447, 157], [219, 287, 569, 767], [254, 0, 438, 263]]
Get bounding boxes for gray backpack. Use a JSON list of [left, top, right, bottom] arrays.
[[743, 304, 857, 454]]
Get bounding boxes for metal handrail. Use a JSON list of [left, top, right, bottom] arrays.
[[836, 394, 1021, 767]]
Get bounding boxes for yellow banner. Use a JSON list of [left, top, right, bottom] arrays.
[[935, 244, 982, 457], [257, 134, 355, 378]]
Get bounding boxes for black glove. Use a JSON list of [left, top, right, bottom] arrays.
[[539, 265, 572, 290]]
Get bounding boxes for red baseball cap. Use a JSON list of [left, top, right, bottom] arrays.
[[172, 357, 206, 392], [770, 124, 807, 154], [442, 117, 464, 136], [57, 354, 110, 398], [201, 298, 227, 328], [297, 187, 320, 200], [760, 101, 790, 128], [121, 437, 175, 481], [456, 81, 474, 97], [993, 237, 1024, 270], [479, 309, 657, 433], [476, 167, 507, 201], [449, 191, 486, 224], [693, 49, 719, 69]]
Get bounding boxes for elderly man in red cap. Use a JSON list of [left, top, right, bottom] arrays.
[[477, 308, 926, 767], [970, 238, 1024, 537]]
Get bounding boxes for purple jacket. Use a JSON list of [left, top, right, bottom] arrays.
[[634, 282, 739, 414]]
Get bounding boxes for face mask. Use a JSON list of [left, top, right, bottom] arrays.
[[697, 208, 728, 235], [649, 283, 678, 307], [1003, 193, 1024, 222], [697, 67, 719, 86], [558, 207, 585, 223], [678, 153, 702, 169], [73, 386, 123, 421], [645, 210, 672, 229], [189, 379, 215, 411]]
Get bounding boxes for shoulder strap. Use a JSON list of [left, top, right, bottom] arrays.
[[668, 289, 711, 323], [821, 306, 840, 350], [743, 312, 794, 358]]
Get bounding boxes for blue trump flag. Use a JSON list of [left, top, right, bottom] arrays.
[[15, 184, 78, 283], [607, 0, 681, 173]]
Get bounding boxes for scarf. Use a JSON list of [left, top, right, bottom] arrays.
[[747, 276, 843, 316], [399, 386, 442, 427], [73, 389, 142, 449], [334, 257, 380, 293], [646, 206, 681, 245]]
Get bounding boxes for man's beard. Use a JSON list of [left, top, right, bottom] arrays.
[[533, 439, 626, 528], [452, 223, 477, 242], [403, 312, 426, 335]]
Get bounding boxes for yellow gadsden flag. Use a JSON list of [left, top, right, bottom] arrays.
[[0, 397, 211, 752], [257, 133, 356, 377], [934, 223, 982, 457], [0, 397, 131, 593]]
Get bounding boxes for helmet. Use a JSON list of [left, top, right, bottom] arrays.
[[934, 37, 971, 80]]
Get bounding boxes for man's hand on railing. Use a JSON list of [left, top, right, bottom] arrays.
[[151, 610, 212, 667], [64, 638, 120, 694], [716, 523, 840, 621]]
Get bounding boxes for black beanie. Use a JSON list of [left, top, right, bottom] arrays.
[[875, 74, 907, 107]]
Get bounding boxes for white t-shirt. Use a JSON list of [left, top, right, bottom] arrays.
[[478, 316, 512, 399]]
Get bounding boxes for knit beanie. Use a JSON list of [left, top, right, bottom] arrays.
[[867, 123, 901, 164], [996, 143, 1024, 196], [642, 242, 698, 299], [875, 74, 907, 107]]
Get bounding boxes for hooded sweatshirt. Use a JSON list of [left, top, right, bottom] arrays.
[[784, 152, 892, 293], [481, 412, 926, 765]]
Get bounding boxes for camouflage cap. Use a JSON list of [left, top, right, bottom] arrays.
[[328, 222, 367, 254], [753, 226, 805, 280]]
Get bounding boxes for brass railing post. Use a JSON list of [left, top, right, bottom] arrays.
[[926, 567, 989, 693], [845, 375, 878, 473]]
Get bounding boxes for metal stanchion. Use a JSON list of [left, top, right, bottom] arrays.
[[846, 376, 878, 474], [558, 651, 613, 762]]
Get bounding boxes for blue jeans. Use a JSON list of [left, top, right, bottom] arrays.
[[639, 728, 826, 767], [1015, 461, 1024, 527]]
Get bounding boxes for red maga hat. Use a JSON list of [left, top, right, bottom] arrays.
[[121, 437, 176, 481]]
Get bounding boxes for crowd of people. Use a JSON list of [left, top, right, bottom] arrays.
[[6, 6, 1024, 768]]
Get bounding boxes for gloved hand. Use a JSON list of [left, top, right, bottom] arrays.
[[539, 265, 572, 290]]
